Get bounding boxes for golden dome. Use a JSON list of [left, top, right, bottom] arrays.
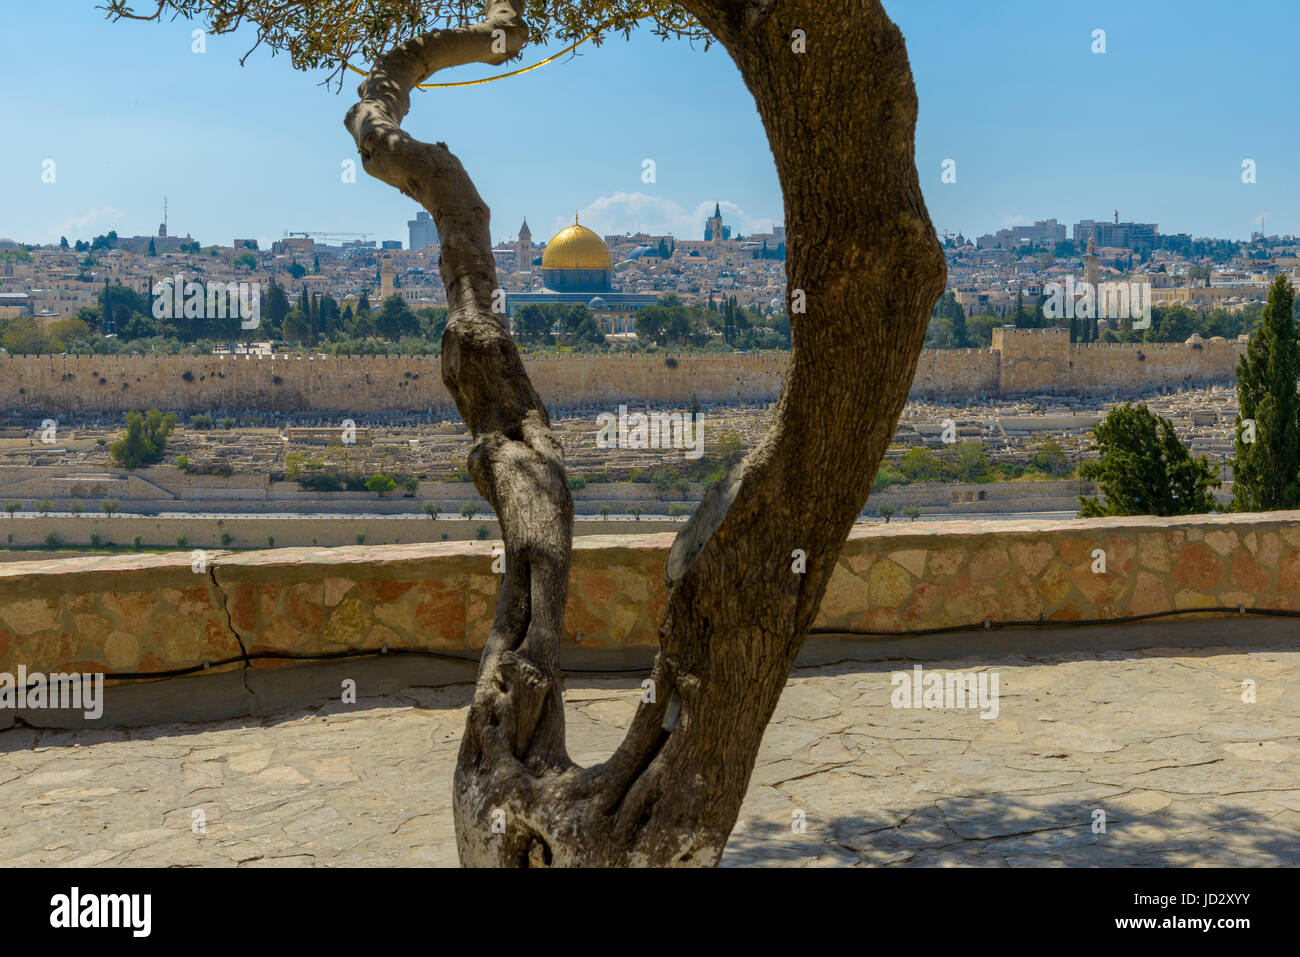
[[542, 218, 611, 271]]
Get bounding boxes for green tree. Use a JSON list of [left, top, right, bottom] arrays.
[[1032, 439, 1069, 478], [35, 499, 52, 516], [951, 441, 990, 482], [264, 278, 291, 333], [422, 501, 440, 519], [901, 505, 921, 522], [4, 501, 20, 517], [281, 307, 310, 343], [365, 473, 398, 497], [634, 305, 670, 345], [1230, 275, 1300, 511], [1078, 404, 1220, 517], [899, 447, 942, 482], [109, 409, 176, 468], [69, 499, 85, 516], [459, 501, 477, 519], [877, 503, 896, 522], [935, 291, 967, 347], [101, 498, 120, 517], [1, 316, 59, 354], [376, 295, 420, 339], [234, 250, 257, 270]]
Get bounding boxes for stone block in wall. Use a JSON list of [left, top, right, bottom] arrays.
[[0, 551, 243, 682]]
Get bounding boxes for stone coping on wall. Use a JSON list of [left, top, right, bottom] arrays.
[[2, 511, 1299, 684]]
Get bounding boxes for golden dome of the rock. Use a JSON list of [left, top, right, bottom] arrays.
[[542, 219, 611, 271]]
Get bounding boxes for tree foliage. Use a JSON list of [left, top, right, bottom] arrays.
[[109, 409, 177, 469], [1078, 404, 1219, 517], [1230, 275, 1300, 511], [104, 0, 707, 86]]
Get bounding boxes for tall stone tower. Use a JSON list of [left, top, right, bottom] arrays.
[[1084, 236, 1099, 289], [517, 218, 532, 272], [706, 202, 724, 242], [380, 253, 395, 301]]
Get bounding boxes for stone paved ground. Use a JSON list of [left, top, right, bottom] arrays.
[[2, 644, 1298, 867]]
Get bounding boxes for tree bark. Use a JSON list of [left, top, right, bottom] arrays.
[[348, 0, 945, 866]]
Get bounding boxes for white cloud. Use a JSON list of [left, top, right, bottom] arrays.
[[50, 206, 126, 242], [546, 192, 778, 241]]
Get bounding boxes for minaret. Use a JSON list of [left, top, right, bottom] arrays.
[[1084, 236, 1099, 289], [380, 253, 395, 300], [517, 218, 532, 272]]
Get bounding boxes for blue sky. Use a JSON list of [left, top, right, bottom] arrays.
[[2, 0, 1296, 248]]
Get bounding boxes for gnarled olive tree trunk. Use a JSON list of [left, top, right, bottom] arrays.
[[346, 0, 945, 867]]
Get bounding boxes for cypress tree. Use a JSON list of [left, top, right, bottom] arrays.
[[949, 300, 968, 348], [1231, 274, 1300, 511]]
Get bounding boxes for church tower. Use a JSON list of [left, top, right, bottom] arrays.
[[706, 202, 724, 242], [517, 218, 532, 272]]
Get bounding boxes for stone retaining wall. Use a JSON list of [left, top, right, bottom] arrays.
[[2, 512, 1298, 683], [0, 514, 680, 549]]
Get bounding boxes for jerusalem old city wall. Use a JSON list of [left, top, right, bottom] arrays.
[[0, 353, 789, 415], [0, 329, 1246, 414]]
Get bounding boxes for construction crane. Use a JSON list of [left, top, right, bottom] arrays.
[[282, 231, 375, 242]]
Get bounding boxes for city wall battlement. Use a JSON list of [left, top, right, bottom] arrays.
[[0, 329, 1245, 414]]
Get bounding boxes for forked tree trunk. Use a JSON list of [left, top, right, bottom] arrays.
[[347, 0, 945, 866]]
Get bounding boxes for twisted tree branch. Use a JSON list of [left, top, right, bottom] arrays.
[[344, 0, 576, 865]]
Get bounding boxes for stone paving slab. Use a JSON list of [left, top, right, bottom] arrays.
[[1, 644, 1297, 867]]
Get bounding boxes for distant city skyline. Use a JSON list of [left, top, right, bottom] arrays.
[[3, 0, 1298, 247]]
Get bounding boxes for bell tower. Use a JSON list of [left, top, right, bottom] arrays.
[[517, 218, 532, 272]]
